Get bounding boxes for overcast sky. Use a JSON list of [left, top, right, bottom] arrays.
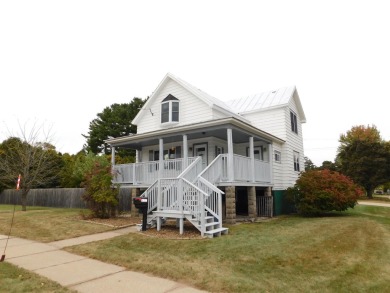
[[1, 0, 389, 166]]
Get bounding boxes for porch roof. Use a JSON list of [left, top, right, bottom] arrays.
[[106, 117, 285, 149]]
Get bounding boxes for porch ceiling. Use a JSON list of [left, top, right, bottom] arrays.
[[106, 117, 285, 149]]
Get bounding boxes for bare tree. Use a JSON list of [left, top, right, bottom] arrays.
[[0, 121, 59, 211]]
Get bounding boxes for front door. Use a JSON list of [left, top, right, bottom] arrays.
[[194, 144, 208, 169]]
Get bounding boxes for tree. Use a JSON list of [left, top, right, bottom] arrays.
[[319, 160, 338, 171], [81, 154, 119, 218], [287, 169, 363, 216], [337, 125, 390, 198], [83, 98, 145, 159], [304, 156, 317, 171], [0, 123, 60, 211]]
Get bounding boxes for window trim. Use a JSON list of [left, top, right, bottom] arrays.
[[293, 151, 300, 172], [274, 150, 281, 163], [161, 99, 180, 124], [290, 111, 298, 134]]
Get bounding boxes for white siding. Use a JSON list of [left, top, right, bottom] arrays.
[[279, 95, 305, 189], [137, 79, 213, 134], [241, 108, 287, 140], [272, 142, 284, 190]]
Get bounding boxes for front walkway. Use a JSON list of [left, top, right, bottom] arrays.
[[357, 200, 390, 208], [0, 227, 206, 293]]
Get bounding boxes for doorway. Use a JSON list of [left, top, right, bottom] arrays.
[[193, 143, 208, 169]]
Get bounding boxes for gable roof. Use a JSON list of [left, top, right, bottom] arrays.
[[225, 86, 306, 123], [132, 73, 246, 125]]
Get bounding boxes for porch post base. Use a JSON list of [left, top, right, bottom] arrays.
[[248, 186, 256, 218], [225, 186, 236, 224]]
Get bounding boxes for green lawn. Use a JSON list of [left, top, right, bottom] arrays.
[[66, 205, 390, 293], [0, 261, 76, 293], [0, 205, 116, 242]]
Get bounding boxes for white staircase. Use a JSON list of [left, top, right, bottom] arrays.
[[139, 156, 228, 238]]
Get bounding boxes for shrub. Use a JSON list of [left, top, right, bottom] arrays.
[[82, 160, 119, 218], [287, 169, 363, 216]]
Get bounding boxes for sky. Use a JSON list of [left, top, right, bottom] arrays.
[[1, 0, 389, 166]]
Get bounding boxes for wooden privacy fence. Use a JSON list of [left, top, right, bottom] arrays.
[[0, 188, 132, 211]]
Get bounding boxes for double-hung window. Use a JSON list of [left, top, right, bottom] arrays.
[[293, 151, 300, 172], [161, 94, 179, 123], [290, 111, 298, 134]]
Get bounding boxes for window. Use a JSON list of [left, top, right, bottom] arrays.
[[293, 151, 300, 171], [290, 111, 298, 134], [246, 146, 264, 161], [274, 151, 281, 163], [161, 94, 179, 123]]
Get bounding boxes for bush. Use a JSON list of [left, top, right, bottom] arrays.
[[82, 160, 119, 218], [287, 169, 363, 216]]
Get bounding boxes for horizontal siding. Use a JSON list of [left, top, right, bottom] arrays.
[[242, 108, 287, 140], [272, 142, 284, 190], [137, 80, 213, 134], [281, 99, 305, 189]]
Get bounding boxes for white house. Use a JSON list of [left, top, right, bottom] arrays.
[[106, 73, 306, 238]]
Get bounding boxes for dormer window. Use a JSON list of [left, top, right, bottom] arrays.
[[161, 94, 179, 123]]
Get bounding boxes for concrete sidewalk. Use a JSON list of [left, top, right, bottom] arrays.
[[0, 228, 206, 293]]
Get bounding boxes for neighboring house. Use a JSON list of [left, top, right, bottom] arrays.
[[106, 73, 306, 238]]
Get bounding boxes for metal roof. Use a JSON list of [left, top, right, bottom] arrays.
[[225, 86, 296, 114]]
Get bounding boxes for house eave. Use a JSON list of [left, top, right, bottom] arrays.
[[106, 117, 285, 147]]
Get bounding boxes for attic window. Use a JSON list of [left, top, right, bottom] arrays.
[[161, 94, 179, 123]]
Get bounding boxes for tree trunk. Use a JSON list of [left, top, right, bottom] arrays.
[[367, 188, 374, 199]]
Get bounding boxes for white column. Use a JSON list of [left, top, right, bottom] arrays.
[[159, 138, 164, 178], [183, 134, 188, 168], [268, 143, 273, 184], [249, 137, 255, 182], [111, 146, 115, 165], [227, 128, 234, 181], [135, 150, 140, 163]]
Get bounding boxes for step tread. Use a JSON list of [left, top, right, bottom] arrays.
[[204, 227, 229, 234]]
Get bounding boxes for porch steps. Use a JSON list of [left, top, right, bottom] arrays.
[[204, 227, 229, 238]]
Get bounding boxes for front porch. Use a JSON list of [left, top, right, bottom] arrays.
[[107, 118, 282, 237]]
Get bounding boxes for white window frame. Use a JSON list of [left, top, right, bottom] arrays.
[[293, 151, 300, 172], [161, 96, 179, 124], [274, 150, 281, 163], [290, 111, 298, 134]]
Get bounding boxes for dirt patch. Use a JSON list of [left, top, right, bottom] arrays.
[[83, 216, 204, 239], [141, 220, 204, 240], [83, 214, 141, 228]]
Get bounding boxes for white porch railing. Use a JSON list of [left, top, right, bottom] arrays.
[[198, 154, 271, 184], [112, 157, 196, 185]]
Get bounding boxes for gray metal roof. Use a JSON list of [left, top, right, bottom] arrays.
[[225, 86, 296, 114]]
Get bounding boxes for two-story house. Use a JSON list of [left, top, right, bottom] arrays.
[[106, 73, 306, 238]]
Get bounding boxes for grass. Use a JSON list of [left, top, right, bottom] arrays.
[[65, 205, 390, 293], [0, 205, 117, 242], [0, 262, 76, 293]]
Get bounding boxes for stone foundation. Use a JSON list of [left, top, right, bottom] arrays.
[[247, 186, 256, 218], [225, 186, 236, 224]]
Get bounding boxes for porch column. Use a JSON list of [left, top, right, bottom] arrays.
[[159, 138, 164, 178], [249, 137, 255, 182], [183, 134, 188, 168], [248, 186, 256, 218], [135, 150, 140, 163], [268, 143, 273, 184], [225, 186, 236, 224], [227, 128, 234, 182], [111, 146, 115, 166]]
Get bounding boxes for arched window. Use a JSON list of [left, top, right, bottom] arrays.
[[161, 94, 179, 123]]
